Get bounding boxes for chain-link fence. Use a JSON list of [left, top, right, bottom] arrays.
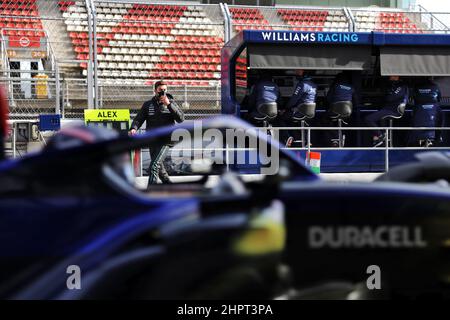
[[412, 5, 450, 34], [351, 6, 450, 34], [1, 0, 226, 117], [1, 69, 61, 119], [228, 4, 351, 37], [44, 79, 221, 119]]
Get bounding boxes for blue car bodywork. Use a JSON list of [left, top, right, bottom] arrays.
[[0, 116, 310, 299]]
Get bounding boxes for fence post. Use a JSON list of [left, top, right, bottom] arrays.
[[385, 128, 389, 172], [99, 85, 103, 108], [55, 66, 61, 115], [219, 4, 229, 43], [307, 128, 311, 155], [85, 0, 94, 109], [223, 4, 232, 41], [12, 122, 16, 158], [90, 0, 99, 110], [64, 79, 70, 119], [216, 83, 220, 109]]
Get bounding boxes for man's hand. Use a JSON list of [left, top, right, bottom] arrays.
[[129, 128, 137, 136], [160, 95, 170, 106]]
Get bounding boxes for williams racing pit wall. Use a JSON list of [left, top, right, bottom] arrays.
[[221, 30, 450, 172]]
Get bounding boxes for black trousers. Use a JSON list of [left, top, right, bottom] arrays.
[[147, 144, 171, 187]]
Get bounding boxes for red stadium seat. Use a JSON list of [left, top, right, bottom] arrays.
[[180, 64, 189, 71]]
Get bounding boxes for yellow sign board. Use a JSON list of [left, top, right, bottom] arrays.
[[84, 109, 130, 123], [34, 74, 48, 99]]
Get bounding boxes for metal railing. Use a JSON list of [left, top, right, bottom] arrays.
[[1, 73, 221, 119], [414, 4, 450, 34], [125, 126, 450, 177], [351, 6, 450, 34], [227, 4, 351, 35], [265, 126, 450, 173]]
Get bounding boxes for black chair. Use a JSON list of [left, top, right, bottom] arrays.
[[250, 102, 278, 132], [329, 101, 353, 147], [382, 103, 406, 147], [291, 103, 316, 147]]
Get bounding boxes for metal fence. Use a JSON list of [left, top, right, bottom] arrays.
[[2, 78, 222, 120], [351, 6, 450, 34], [227, 4, 351, 37], [1, 0, 225, 117], [125, 126, 450, 177]]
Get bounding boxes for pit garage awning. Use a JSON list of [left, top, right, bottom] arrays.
[[380, 46, 450, 76], [248, 44, 372, 70]]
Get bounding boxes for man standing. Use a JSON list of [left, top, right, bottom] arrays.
[[130, 81, 184, 186], [365, 76, 409, 147]]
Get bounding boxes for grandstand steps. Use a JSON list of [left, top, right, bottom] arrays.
[[59, 67, 84, 80], [36, 0, 77, 64], [59, 64, 83, 73], [60, 72, 84, 83]]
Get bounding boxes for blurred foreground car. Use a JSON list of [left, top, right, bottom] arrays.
[[0, 117, 292, 299], [1, 116, 450, 299]]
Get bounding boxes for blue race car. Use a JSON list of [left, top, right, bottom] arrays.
[[2, 116, 450, 299], [0, 117, 293, 299]]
